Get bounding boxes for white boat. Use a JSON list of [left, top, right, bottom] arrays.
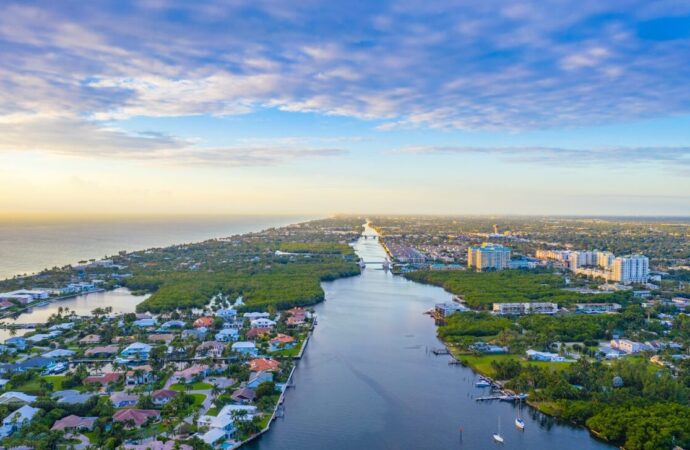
[[493, 416, 504, 443], [515, 417, 525, 430], [475, 377, 491, 388]]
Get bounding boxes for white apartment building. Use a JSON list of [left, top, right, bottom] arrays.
[[492, 302, 558, 315], [468, 243, 511, 271], [611, 255, 649, 284]]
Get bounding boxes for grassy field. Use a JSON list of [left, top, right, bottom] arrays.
[[452, 353, 572, 379], [169, 381, 213, 391], [190, 393, 206, 408]]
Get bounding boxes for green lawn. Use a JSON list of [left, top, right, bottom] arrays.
[[43, 375, 66, 390], [190, 393, 206, 408], [205, 406, 219, 416], [169, 381, 212, 391], [454, 353, 572, 378]]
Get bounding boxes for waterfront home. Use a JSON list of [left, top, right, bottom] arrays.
[[249, 358, 280, 372], [2, 405, 40, 433], [52, 390, 96, 405], [243, 312, 270, 320], [84, 372, 121, 386], [470, 342, 508, 354], [216, 308, 237, 320], [159, 319, 186, 330], [247, 327, 271, 339], [215, 328, 239, 342], [4, 337, 27, 350], [173, 364, 209, 384], [575, 303, 622, 314], [526, 350, 566, 362], [126, 365, 155, 385], [0, 300, 14, 310], [200, 427, 229, 448], [79, 334, 101, 345], [286, 315, 306, 326], [51, 415, 97, 431], [13, 356, 55, 373], [151, 389, 178, 406], [232, 341, 258, 356], [85, 344, 119, 357], [113, 408, 160, 427], [434, 302, 467, 317], [250, 318, 276, 329], [194, 317, 214, 328], [110, 392, 139, 408], [493, 302, 558, 315], [231, 387, 256, 404], [0, 345, 16, 355], [218, 404, 258, 421], [120, 342, 152, 360], [196, 341, 225, 358], [0, 392, 37, 405], [148, 333, 175, 344], [42, 348, 76, 359], [125, 442, 192, 450], [182, 327, 207, 341], [0, 289, 49, 301], [246, 371, 273, 389], [26, 332, 61, 343], [133, 318, 157, 328], [269, 334, 296, 352]]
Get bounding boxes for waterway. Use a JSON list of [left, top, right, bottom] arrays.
[[247, 225, 610, 450], [0, 288, 146, 341]]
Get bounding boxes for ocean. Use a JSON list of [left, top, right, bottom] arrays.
[[0, 215, 312, 280]]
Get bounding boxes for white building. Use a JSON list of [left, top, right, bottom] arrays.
[[526, 350, 566, 362], [467, 243, 511, 271], [610, 339, 647, 354], [575, 303, 621, 314], [493, 302, 558, 315], [611, 255, 649, 284]]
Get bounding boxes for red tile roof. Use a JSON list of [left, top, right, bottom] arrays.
[[193, 317, 214, 328], [249, 358, 280, 372], [84, 372, 120, 385], [113, 409, 160, 427]]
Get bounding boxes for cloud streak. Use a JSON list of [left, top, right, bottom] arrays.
[[397, 145, 690, 170]]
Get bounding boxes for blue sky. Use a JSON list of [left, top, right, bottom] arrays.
[[1, 0, 689, 215]]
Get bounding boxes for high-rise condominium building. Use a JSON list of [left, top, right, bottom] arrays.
[[611, 255, 649, 284], [597, 251, 615, 268], [468, 243, 511, 271]]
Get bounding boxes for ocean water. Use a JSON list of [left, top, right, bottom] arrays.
[[0, 215, 311, 279]]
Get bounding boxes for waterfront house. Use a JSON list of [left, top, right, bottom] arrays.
[[159, 319, 186, 330], [194, 317, 214, 328], [269, 334, 296, 352], [215, 328, 239, 342], [526, 349, 566, 362], [148, 333, 175, 344], [243, 312, 270, 320], [0, 392, 37, 405], [2, 405, 40, 434], [246, 371, 273, 389], [249, 358, 280, 372], [110, 392, 139, 408], [85, 345, 119, 357], [52, 390, 96, 405], [51, 415, 97, 431], [13, 356, 55, 373], [250, 318, 276, 329], [232, 341, 258, 356], [4, 337, 27, 350], [124, 441, 192, 450], [133, 318, 157, 328], [493, 302, 558, 315], [79, 334, 101, 345], [113, 408, 160, 427], [434, 302, 467, 318], [182, 327, 207, 341], [247, 327, 271, 339], [151, 389, 178, 406], [173, 364, 209, 384], [231, 387, 256, 404], [84, 372, 120, 387], [286, 315, 306, 326], [42, 348, 75, 359], [196, 341, 225, 358], [120, 342, 152, 360], [126, 365, 155, 385], [470, 342, 508, 354], [216, 308, 237, 320], [200, 427, 229, 448]]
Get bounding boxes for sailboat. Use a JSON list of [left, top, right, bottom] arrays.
[[493, 416, 504, 443], [515, 399, 526, 430]]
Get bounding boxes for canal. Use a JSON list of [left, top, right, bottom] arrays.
[[247, 225, 610, 450]]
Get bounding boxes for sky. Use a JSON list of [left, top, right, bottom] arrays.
[[1, 0, 690, 216]]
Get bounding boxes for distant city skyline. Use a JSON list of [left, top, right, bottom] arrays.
[[1, 1, 689, 215]]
